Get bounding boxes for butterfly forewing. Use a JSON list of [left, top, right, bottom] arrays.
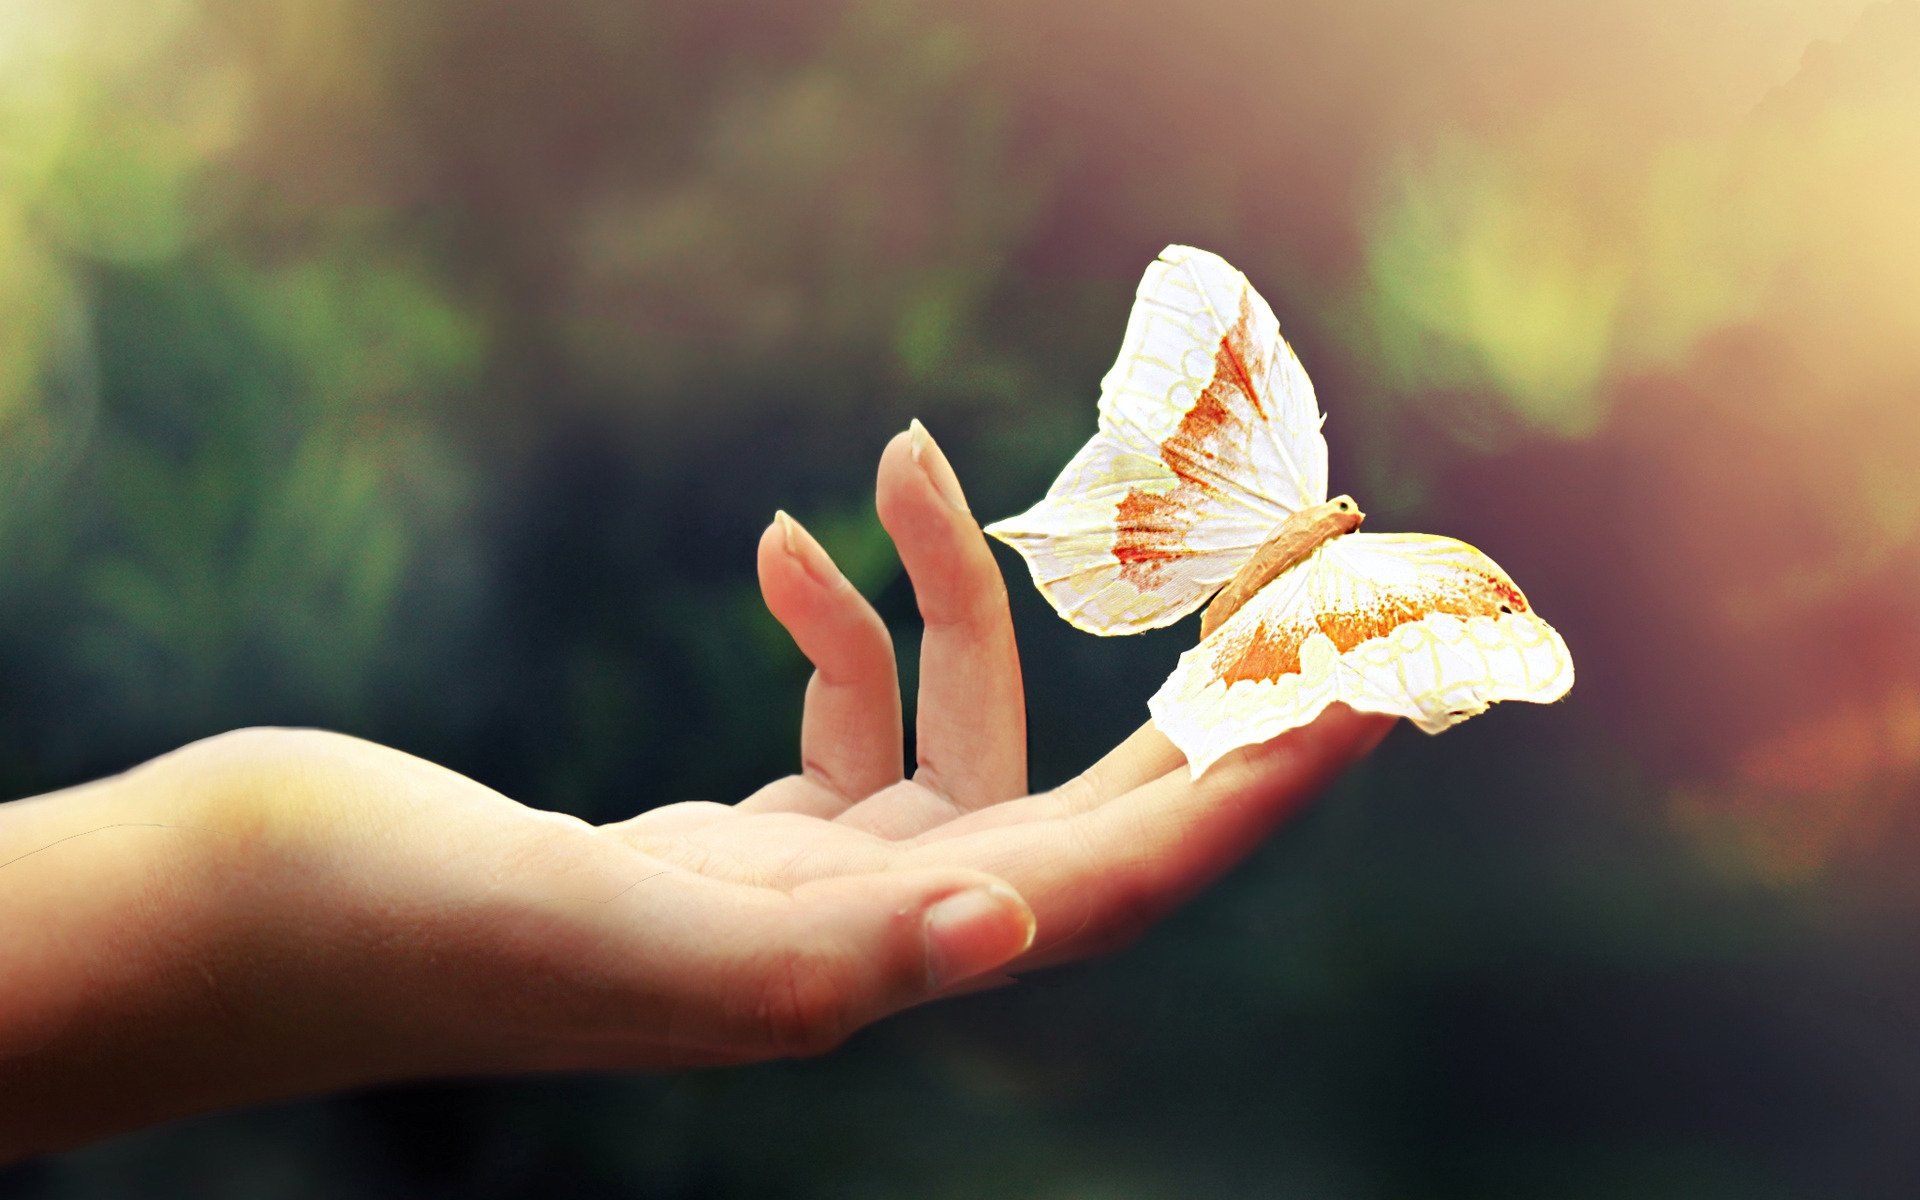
[[1150, 532, 1574, 776], [985, 245, 1329, 635]]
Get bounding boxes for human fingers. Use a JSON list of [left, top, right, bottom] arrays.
[[899, 705, 1393, 968], [859, 421, 1025, 817], [857, 721, 1177, 845], [599, 867, 1035, 1064], [907, 705, 1378, 845], [742, 512, 904, 811]]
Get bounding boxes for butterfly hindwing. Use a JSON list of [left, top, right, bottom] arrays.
[[985, 245, 1329, 635], [1149, 532, 1574, 776]]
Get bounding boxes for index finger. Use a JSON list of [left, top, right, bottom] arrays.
[[907, 703, 1390, 847], [899, 706, 1392, 967]]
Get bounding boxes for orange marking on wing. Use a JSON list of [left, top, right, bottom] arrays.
[[1112, 489, 1198, 579], [1111, 291, 1267, 587], [1215, 614, 1316, 683], [1213, 570, 1527, 686]]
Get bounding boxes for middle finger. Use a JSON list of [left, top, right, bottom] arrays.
[[864, 421, 1027, 815]]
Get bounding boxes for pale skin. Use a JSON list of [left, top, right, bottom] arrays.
[[0, 423, 1393, 1161]]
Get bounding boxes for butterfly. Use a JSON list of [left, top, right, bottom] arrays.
[[985, 245, 1574, 777]]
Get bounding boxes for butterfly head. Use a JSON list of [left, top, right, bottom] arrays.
[[1325, 494, 1365, 535]]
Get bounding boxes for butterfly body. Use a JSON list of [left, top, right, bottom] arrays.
[[1200, 495, 1365, 638], [986, 245, 1573, 776]]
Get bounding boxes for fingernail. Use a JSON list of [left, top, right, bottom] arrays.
[[908, 419, 970, 514], [923, 883, 1035, 990], [775, 509, 800, 556], [774, 510, 844, 589]]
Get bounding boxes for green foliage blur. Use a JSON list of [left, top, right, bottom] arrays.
[[6, 0, 1920, 1196]]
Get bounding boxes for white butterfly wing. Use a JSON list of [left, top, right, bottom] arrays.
[[1150, 532, 1574, 776], [985, 245, 1329, 635]]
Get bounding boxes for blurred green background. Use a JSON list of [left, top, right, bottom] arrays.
[[5, 0, 1920, 1195]]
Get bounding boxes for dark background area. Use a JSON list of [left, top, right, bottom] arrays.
[[3, 0, 1920, 1195]]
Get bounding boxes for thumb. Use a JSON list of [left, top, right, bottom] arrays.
[[725, 868, 1034, 1057]]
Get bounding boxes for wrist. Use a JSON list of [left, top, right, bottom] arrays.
[[144, 730, 604, 1082], [0, 747, 250, 1155], [0, 730, 403, 1157]]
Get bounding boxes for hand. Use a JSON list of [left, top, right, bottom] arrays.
[[614, 420, 1394, 980], [0, 423, 1389, 1159]]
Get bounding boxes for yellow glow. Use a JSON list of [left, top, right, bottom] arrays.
[[1368, 136, 1627, 437]]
